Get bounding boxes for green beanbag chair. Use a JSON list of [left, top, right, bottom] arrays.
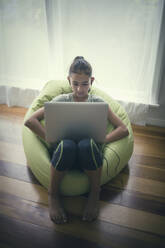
[[22, 80, 134, 196]]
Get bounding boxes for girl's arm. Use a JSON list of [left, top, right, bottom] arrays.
[[24, 107, 46, 141], [104, 106, 129, 144]]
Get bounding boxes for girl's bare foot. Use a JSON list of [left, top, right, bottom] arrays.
[[82, 191, 100, 222], [48, 194, 68, 224]]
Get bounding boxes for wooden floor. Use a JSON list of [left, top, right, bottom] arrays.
[[0, 104, 165, 248]]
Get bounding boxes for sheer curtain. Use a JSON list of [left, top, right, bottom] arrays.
[[0, 0, 164, 124], [0, 0, 52, 107]]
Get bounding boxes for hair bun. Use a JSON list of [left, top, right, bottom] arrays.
[[74, 56, 84, 61], [69, 56, 92, 76]]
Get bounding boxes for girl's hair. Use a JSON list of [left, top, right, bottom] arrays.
[[69, 56, 92, 77]]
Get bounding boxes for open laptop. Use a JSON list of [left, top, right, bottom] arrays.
[[44, 101, 109, 144]]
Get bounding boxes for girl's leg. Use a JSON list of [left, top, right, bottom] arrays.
[[78, 138, 103, 221], [48, 139, 77, 224], [48, 167, 67, 224], [83, 167, 102, 221]]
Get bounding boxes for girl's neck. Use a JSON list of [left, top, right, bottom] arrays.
[[72, 93, 89, 102]]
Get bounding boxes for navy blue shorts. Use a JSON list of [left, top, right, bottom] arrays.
[[49, 138, 103, 171]]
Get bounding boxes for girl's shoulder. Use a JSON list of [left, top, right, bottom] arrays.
[[51, 93, 72, 102], [88, 94, 105, 102]]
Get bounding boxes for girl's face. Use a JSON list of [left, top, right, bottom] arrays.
[[68, 73, 94, 100]]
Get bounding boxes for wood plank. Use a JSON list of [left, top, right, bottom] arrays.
[[0, 214, 107, 248], [0, 160, 40, 185], [0, 104, 27, 117], [0, 117, 23, 144], [133, 132, 165, 140], [100, 187, 165, 216], [0, 112, 25, 123], [123, 163, 165, 182], [107, 173, 165, 198], [0, 192, 164, 248], [132, 129, 165, 158], [0, 176, 165, 236], [134, 135, 165, 146], [0, 141, 26, 165], [1, 159, 165, 216], [129, 154, 165, 169], [133, 142, 165, 158], [132, 124, 165, 136], [0, 175, 48, 204]]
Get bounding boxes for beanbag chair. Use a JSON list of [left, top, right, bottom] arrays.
[[22, 80, 134, 196]]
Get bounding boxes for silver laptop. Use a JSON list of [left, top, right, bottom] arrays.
[[44, 101, 108, 144]]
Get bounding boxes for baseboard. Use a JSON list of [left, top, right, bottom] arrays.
[[0, 85, 40, 108], [146, 118, 165, 127]]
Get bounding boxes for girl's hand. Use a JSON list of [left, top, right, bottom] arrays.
[[104, 134, 110, 144], [104, 106, 129, 144]]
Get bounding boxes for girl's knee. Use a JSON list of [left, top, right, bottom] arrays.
[[78, 138, 103, 170], [78, 138, 91, 152], [51, 139, 77, 171], [63, 139, 77, 152]]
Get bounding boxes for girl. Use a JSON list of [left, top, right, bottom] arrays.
[[24, 56, 129, 224]]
